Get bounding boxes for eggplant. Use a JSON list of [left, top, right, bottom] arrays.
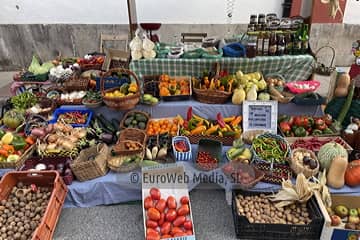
[[47, 164, 55, 170], [111, 119, 120, 132], [100, 133, 114, 144]]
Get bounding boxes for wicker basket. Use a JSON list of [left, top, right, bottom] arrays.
[[0, 145, 35, 169], [112, 140, 144, 156], [118, 128, 147, 147], [120, 110, 150, 130], [143, 80, 160, 98], [101, 68, 140, 110], [193, 88, 232, 104], [63, 75, 90, 91], [107, 152, 143, 173], [70, 144, 109, 181], [35, 97, 57, 116], [290, 148, 319, 178], [184, 134, 235, 146]]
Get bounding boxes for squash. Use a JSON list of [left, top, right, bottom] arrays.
[[345, 160, 360, 187], [317, 142, 348, 171], [327, 155, 348, 189], [334, 73, 350, 97], [232, 87, 246, 105]]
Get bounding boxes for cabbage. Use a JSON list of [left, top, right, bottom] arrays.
[[28, 56, 41, 74], [28, 56, 54, 74]]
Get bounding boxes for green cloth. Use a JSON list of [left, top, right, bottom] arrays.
[[129, 55, 315, 82]]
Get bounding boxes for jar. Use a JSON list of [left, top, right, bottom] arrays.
[[258, 14, 266, 24], [246, 35, 257, 58], [266, 13, 277, 22], [250, 15, 257, 24], [247, 24, 255, 32]]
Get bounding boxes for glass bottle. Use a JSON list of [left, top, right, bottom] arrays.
[[257, 32, 264, 56], [262, 31, 270, 56], [301, 24, 309, 54], [246, 35, 257, 58], [293, 26, 303, 55], [277, 34, 285, 56], [268, 32, 277, 56], [258, 14, 266, 24], [250, 15, 257, 24], [284, 31, 293, 55]]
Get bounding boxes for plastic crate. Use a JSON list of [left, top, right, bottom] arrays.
[[94, 75, 130, 91], [49, 107, 93, 128], [0, 171, 68, 240], [19, 157, 74, 185], [231, 190, 324, 240], [172, 136, 192, 161]]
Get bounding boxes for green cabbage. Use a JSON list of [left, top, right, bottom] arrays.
[[28, 56, 54, 75]]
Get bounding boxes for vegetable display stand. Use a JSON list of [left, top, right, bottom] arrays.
[[63, 75, 90, 92], [70, 143, 109, 181], [232, 190, 324, 240], [101, 68, 140, 110], [0, 145, 35, 169], [0, 171, 68, 240]]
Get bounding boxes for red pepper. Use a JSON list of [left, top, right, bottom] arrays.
[[187, 107, 193, 121], [216, 113, 226, 128], [219, 70, 228, 78], [279, 122, 291, 133]]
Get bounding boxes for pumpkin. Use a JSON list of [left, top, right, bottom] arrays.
[[317, 142, 348, 171], [345, 160, 360, 187], [334, 73, 350, 97], [327, 155, 348, 189]]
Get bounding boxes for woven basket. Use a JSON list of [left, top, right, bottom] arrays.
[[290, 148, 319, 178], [112, 140, 144, 156], [118, 128, 147, 147], [38, 148, 80, 158], [101, 68, 140, 110], [63, 75, 90, 91], [221, 162, 265, 189], [107, 152, 143, 173], [120, 110, 150, 130], [35, 97, 57, 116], [70, 144, 109, 181], [193, 88, 232, 104], [184, 134, 235, 146], [143, 80, 160, 98], [0, 145, 35, 169]]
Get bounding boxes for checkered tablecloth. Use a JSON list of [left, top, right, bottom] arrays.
[[129, 55, 315, 82]]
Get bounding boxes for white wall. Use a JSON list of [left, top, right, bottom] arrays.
[[0, 0, 359, 25]]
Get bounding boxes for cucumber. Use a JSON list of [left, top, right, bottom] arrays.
[[141, 160, 159, 167], [97, 114, 116, 133], [124, 117, 133, 126], [111, 119, 120, 131], [95, 116, 113, 134], [337, 83, 354, 126]]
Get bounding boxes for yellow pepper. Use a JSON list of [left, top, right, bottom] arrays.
[[204, 125, 219, 135], [190, 125, 206, 135], [231, 116, 242, 127], [128, 83, 138, 93], [223, 116, 235, 123]]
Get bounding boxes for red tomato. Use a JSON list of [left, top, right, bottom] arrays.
[[155, 199, 167, 213], [146, 228, 159, 235], [160, 235, 172, 239], [180, 196, 189, 205], [147, 208, 161, 221], [173, 216, 186, 227], [177, 204, 190, 216], [183, 220, 192, 230], [166, 196, 177, 209], [173, 232, 187, 237], [158, 212, 165, 226], [146, 231, 160, 240], [165, 209, 177, 222], [171, 226, 184, 235], [146, 220, 158, 228], [150, 188, 161, 200], [185, 230, 193, 236], [160, 221, 171, 235], [144, 196, 154, 209]]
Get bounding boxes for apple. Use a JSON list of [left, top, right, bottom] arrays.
[[331, 215, 342, 226]]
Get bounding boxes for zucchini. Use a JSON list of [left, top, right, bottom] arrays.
[[95, 116, 113, 134], [111, 118, 120, 131], [337, 83, 354, 126], [97, 114, 116, 133]]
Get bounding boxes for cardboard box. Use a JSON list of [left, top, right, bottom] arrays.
[[315, 192, 360, 240], [142, 163, 196, 240]]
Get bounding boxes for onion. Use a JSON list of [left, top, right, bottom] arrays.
[[67, 135, 79, 143], [31, 128, 46, 138], [46, 124, 54, 134], [47, 164, 55, 170], [47, 134, 58, 144], [35, 163, 46, 171], [38, 143, 47, 152], [73, 128, 87, 139], [64, 168, 73, 176], [62, 140, 74, 151], [46, 143, 57, 150]]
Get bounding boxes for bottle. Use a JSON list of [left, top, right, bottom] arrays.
[[256, 32, 264, 56], [246, 35, 257, 58], [268, 32, 277, 56], [293, 26, 303, 55], [247, 24, 255, 32], [301, 24, 309, 54], [277, 34, 285, 56], [262, 31, 270, 56], [284, 31, 293, 55], [250, 15, 257, 24], [258, 14, 266, 24]]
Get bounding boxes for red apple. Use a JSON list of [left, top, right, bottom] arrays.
[[331, 215, 342, 226]]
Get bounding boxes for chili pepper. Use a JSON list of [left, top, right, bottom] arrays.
[[2, 144, 15, 153], [190, 125, 206, 135], [25, 136, 35, 145], [230, 116, 242, 127], [204, 125, 219, 135], [223, 116, 235, 123], [0, 149, 8, 157], [187, 107, 192, 121], [216, 113, 226, 128]]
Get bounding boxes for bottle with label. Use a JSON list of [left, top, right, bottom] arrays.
[[250, 14, 257, 24], [258, 14, 266, 24], [277, 34, 285, 56], [262, 31, 270, 56], [268, 32, 277, 56], [284, 31, 293, 55], [246, 35, 257, 58], [293, 26, 303, 55], [256, 32, 264, 56], [301, 24, 309, 54]]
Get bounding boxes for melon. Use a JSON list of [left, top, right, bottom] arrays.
[[317, 142, 348, 171]]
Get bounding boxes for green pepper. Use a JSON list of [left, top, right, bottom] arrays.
[[0, 129, 5, 139], [294, 127, 306, 137], [11, 136, 26, 151], [312, 129, 322, 135], [322, 128, 334, 135]]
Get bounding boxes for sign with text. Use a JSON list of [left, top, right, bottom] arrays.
[[243, 100, 278, 134]]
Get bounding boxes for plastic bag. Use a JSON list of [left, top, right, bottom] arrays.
[[129, 29, 142, 51], [131, 50, 142, 60], [142, 50, 156, 59], [142, 33, 155, 51]]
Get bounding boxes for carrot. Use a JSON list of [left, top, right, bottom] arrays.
[[2, 144, 14, 153], [25, 136, 35, 145], [0, 149, 8, 157]]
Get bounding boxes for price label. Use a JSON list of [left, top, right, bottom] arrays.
[[243, 100, 278, 133]]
